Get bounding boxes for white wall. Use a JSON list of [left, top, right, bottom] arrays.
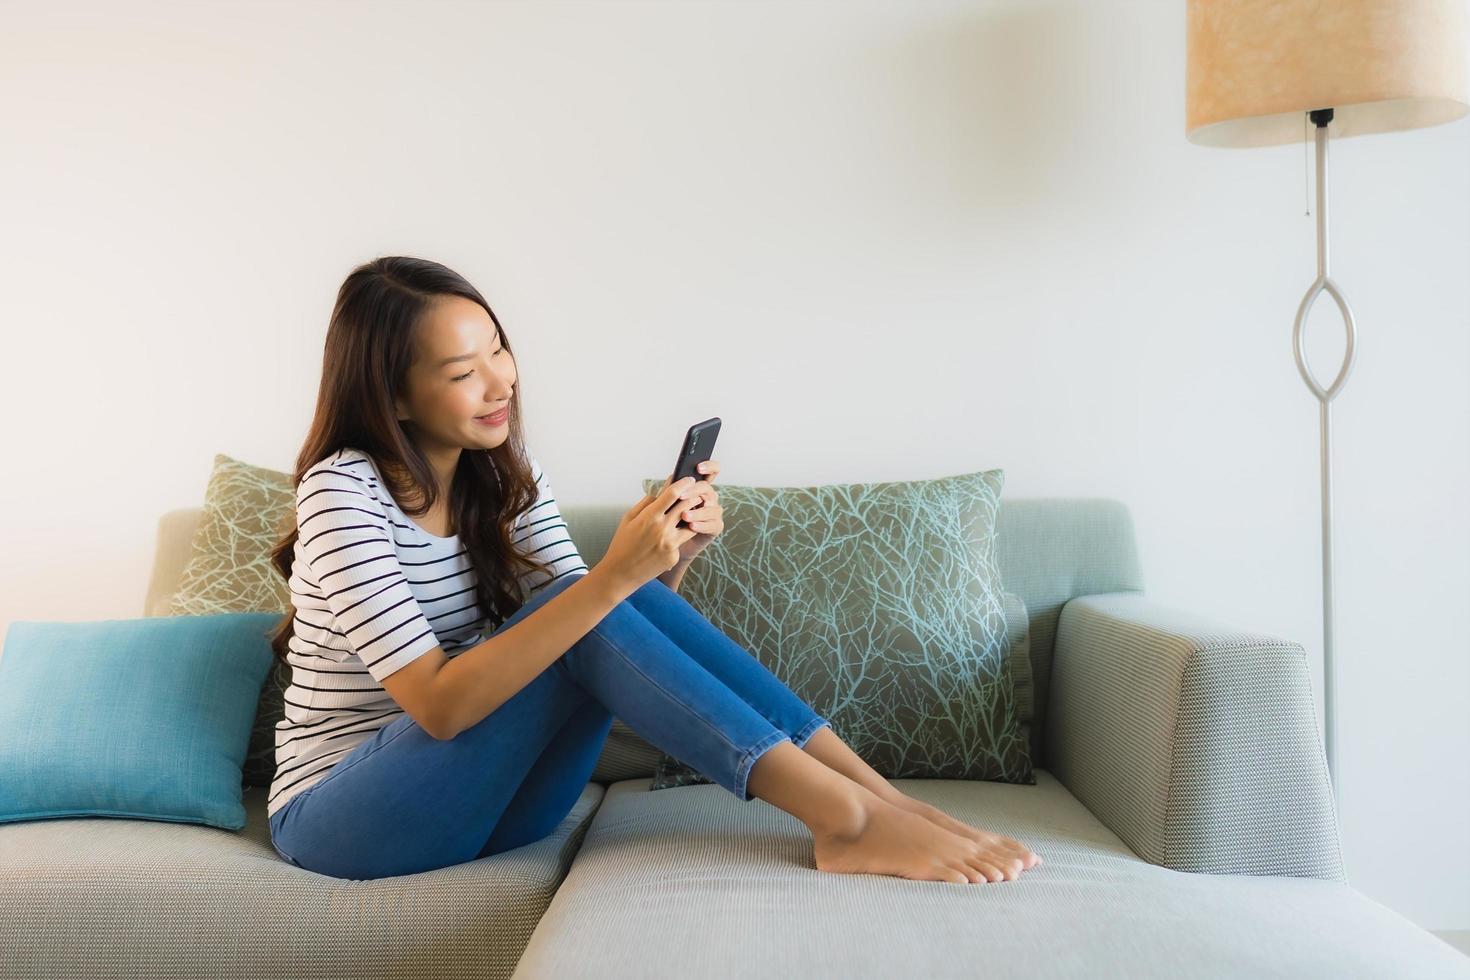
[[2, 0, 1466, 933]]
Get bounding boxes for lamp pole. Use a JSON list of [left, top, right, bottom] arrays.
[[1291, 106, 1356, 821]]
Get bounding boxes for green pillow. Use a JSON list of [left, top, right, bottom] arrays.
[[1002, 590, 1034, 738], [165, 453, 297, 790], [651, 589, 1033, 790], [0, 613, 278, 830], [640, 468, 1033, 790]]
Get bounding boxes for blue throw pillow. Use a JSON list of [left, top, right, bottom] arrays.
[[0, 612, 278, 831]]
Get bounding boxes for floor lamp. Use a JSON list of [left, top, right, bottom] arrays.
[[1184, 0, 1468, 829]]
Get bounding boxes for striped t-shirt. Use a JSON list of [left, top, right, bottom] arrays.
[[266, 446, 589, 819]]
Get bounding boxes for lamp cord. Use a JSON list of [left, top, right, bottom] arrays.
[[1304, 112, 1312, 217]]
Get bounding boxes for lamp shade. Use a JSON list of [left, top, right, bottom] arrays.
[[1186, 0, 1470, 147]]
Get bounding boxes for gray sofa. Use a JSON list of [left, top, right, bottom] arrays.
[[3, 497, 1466, 979]]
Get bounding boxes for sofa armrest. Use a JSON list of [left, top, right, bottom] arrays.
[[1045, 592, 1345, 881]]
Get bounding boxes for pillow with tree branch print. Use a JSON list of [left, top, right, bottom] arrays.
[[638, 468, 1033, 791]]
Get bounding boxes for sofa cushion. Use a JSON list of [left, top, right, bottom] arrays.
[[0, 781, 604, 980], [164, 453, 296, 789], [649, 589, 1035, 791], [1002, 589, 1034, 730], [0, 612, 277, 832], [167, 453, 295, 617], [512, 774, 1470, 980], [639, 469, 1032, 785]]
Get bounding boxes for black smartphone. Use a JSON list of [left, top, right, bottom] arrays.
[[669, 417, 721, 528]]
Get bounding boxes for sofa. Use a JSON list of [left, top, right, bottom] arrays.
[[2, 495, 1466, 980]]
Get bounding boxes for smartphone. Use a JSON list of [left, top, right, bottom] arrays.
[[668, 417, 721, 528]]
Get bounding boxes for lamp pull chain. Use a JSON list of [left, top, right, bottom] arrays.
[[1304, 112, 1312, 217]]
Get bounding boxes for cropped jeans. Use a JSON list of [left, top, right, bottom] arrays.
[[267, 572, 830, 880]]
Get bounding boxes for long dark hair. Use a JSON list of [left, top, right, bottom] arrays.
[[266, 256, 553, 665]]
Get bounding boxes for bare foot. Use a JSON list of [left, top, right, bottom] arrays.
[[882, 793, 1044, 879], [812, 794, 1015, 885]]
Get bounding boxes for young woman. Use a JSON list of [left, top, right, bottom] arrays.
[[264, 256, 1042, 884]]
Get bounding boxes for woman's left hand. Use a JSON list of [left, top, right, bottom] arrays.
[[671, 458, 723, 564]]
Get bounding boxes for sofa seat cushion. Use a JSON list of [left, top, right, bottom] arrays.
[[512, 773, 1470, 980], [0, 782, 605, 980]]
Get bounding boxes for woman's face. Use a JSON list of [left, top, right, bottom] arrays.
[[395, 295, 517, 453]]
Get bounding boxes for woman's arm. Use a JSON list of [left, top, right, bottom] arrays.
[[657, 557, 692, 593], [433, 566, 631, 739]]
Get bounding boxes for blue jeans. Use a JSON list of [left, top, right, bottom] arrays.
[[267, 572, 829, 879]]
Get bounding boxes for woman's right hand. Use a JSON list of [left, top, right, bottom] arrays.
[[593, 476, 701, 597]]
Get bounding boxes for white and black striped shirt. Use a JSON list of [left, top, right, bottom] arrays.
[[266, 447, 589, 818]]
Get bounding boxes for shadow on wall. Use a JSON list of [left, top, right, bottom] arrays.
[[863, 3, 1139, 218]]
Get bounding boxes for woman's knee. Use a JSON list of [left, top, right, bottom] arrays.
[[591, 590, 652, 633], [526, 572, 585, 609], [612, 578, 670, 615], [637, 576, 672, 597]]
